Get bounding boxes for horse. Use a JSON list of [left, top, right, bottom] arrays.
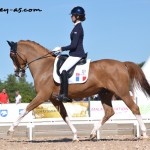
[[7, 40, 150, 141]]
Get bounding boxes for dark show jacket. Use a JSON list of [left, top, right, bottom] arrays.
[[61, 23, 86, 58]]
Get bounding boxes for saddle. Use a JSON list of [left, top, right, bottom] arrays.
[[57, 53, 87, 78]]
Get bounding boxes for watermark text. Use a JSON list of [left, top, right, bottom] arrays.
[[0, 8, 42, 14]]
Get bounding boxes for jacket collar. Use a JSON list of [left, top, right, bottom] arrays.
[[74, 21, 81, 26]]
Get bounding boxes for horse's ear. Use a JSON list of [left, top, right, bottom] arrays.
[[7, 41, 17, 52], [7, 41, 12, 47]]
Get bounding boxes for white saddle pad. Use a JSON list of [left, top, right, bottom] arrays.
[[53, 56, 91, 84]]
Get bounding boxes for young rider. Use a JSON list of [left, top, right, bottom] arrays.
[[53, 6, 87, 102]]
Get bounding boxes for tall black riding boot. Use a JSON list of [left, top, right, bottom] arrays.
[[57, 70, 71, 102]]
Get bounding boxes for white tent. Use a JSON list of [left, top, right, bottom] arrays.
[[134, 57, 150, 104]]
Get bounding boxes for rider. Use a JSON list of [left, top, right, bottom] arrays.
[[53, 6, 87, 102]]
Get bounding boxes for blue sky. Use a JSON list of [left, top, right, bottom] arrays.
[[0, 0, 150, 83]]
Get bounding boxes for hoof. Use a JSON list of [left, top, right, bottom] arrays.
[[7, 130, 14, 137], [141, 135, 149, 140], [90, 133, 96, 140], [72, 138, 80, 142]]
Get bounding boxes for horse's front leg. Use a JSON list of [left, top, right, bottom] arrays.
[[51, 99, 79, 142], [7, 95, 45, 136], [65, 116, 79, 142], [7, 109, 29, 135]]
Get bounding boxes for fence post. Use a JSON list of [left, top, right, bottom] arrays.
[[27, 122, 34, 141]]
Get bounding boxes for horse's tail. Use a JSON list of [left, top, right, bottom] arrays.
[[124, 61, 150, 98]]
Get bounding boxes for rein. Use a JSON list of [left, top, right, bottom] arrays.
[[27, 52, 52, 68], [11, 51, 54, 73]]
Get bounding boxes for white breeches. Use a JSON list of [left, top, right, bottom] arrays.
[[60, 56, 81, 74]]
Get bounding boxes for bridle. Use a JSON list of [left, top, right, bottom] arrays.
[[8, 41, 54, 77], [10, 51, 26, 76], [11, 50, 54, 77]]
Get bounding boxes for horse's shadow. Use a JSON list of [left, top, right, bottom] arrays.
[[98, 137, 141, 142], [7, 137, 141, 143]]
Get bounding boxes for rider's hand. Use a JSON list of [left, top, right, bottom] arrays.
[[52, 46, 62, 52], [52, 46, 62, 56]]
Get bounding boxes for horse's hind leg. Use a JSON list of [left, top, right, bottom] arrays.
[[120, 93, 149, 139], [90, 90, 114, 139], [51, 98, 79, 142]]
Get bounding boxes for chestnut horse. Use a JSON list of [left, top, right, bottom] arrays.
[[7, 40, 150, 141]]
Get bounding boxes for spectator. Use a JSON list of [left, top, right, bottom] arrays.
[[15, 90, 22, 104], [0, 88, 9, 104]]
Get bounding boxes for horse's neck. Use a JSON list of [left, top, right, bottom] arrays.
[[27, 55, 54, 82], [20, 41, 54, 81]]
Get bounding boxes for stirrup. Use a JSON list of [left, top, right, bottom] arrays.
[[56, 94, 72, 102]]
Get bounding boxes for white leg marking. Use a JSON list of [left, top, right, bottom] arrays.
[[65, 117, 79, 141], [91, 121, 102, 135], [135, 114, 148, 138], [9, 109, 28, 132]]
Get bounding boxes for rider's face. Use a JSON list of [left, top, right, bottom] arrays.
[[71, 15, 76, 23]]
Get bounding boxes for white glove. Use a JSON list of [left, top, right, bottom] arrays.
[[52, 46, 61, 55], [52, 46, 61, 52]]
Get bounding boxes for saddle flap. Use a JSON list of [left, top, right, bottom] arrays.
[[53, 56, 91, 84]]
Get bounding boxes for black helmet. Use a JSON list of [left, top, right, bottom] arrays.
[[71, 6, 85, 16]]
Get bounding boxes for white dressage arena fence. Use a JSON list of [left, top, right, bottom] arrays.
[[0, 101, 150, 140]]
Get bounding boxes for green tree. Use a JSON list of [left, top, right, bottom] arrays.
[[17, 76, 36, 103], [4, 74, 18, 103], [0, 74, 36, 103], [0, 79, 4, 89]]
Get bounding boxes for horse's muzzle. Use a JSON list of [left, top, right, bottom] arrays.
[[14, 69, 25, 78]]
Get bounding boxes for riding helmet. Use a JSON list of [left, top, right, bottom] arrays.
[[71, 6, 85, 16]]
